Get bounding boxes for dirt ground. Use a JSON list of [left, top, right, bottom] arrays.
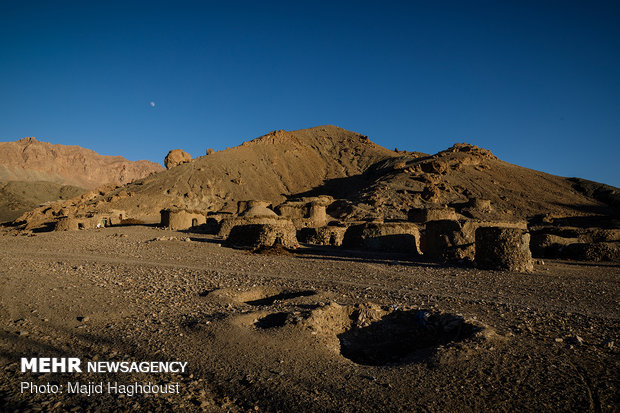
[[0, 226, 618, 412]]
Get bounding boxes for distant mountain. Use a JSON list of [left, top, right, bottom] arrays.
[[0, 137, 164, 222], [0, 137, 164, 189]]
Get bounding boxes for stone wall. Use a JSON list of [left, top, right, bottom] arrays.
[[475, 227, 533, 272], [160, 209, 207, 230], [423, 219, 527, 262], [225, 220, 298, 249], [342, 222, 421, 254]]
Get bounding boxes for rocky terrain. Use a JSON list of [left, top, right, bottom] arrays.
[[0, 226, 617, 411]]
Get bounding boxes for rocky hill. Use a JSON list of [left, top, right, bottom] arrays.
[[0, 137, 164, 189], [12, 125, 619, 230], [311, 143, 618, 222]]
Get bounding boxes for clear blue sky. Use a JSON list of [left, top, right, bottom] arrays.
[[1, 1, 619, 186]]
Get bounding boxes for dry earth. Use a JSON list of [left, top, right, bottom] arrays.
[[0, 226, 618, 412]]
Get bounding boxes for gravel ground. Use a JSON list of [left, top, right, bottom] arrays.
[[0, 226, 618, 412]]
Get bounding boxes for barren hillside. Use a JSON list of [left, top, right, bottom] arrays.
[[12, 126, 618, 230], [317, 143, 618, 222], [16, 126, 395, 224], [0, 137, 164, 189]]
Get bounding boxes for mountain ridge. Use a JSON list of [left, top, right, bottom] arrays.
[[0, 137, 164, 189]]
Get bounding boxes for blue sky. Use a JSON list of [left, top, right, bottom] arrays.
[[1, 1, 619, 186]]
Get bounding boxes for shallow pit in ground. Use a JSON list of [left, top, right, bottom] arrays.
[[245, 290, 317, 306], [255, 312, 290, 328], [201, 287, 319, 307], [306, 303, 485, 366]]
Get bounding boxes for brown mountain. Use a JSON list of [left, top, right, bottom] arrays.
[[13, 125, 618, 230], [310, 143, 619, 223], [0, 137, 164, 222], [0, 137, 164, 189]]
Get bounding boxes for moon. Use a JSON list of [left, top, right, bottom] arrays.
[[150, 101, 156, 107]]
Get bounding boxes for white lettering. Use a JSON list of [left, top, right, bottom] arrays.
[[21, 358, 37, 373]]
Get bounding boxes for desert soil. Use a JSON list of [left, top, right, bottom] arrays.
[[0, 226, 618, 412]]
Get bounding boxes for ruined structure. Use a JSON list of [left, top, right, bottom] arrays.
[[467, 198, 492, 212], [475, 227, 534, 272], [160, 208, 206, 230], [218, 217, 279, 238], [530, 227, 620, 261], [342, 222, 421, 254], [297, 225, 348, 246], [237, 201, 279, 218], [7, 126, 617, 268], [225, 220, 298, 249], [530, 233, 579, 258], [275, 196, 333, 229], [237, 200, 273, 215], [423, 219, 527, 262], [54, 211, 124, 231], [408, 206, 458, 223]]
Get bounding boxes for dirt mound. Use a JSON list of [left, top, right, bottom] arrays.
[[0, 137, 163, 188]]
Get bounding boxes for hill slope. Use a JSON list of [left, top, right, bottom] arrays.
[[0, 137, 164, 189], [13, 126, 618, 230], [319, 143, 617, 222], [79, 126, 394, 216]]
